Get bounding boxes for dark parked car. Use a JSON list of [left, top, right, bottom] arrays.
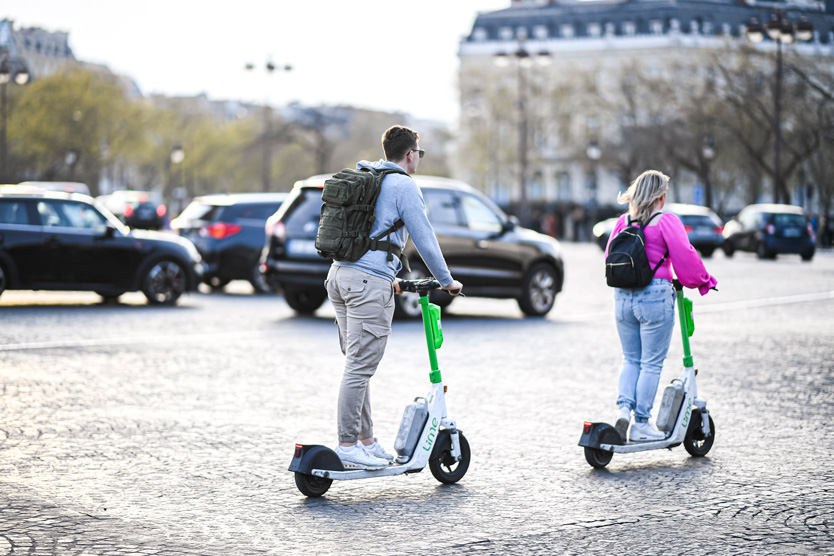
[[171, 193, 287, 292], [260, 174, 564, 318], [592, 203, 724, 257], [98, 190, 167, 231], [722, 203, 815, 260], [0, 187, 203, 304]]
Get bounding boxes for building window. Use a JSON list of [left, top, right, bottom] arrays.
[[499, 27, 513, 41], [721, 23, 732, 36], [605, 23, 615, 37], [623, 21, 636, 36], [556, 171, 572, 201], [561, 23, 575, 38], [690, 20, 699, 34], [703, 21, 713, 35], [588, 23, 602, 38], [651, 20, 663, 35], [473, 27, 487, 41], [670, 19, 681, 33], [533, 25, 548, 39]]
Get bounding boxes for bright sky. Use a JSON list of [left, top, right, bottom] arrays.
[[3, 1, 509, 125]]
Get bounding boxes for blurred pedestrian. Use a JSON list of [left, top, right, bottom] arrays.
[[325, 125, 463, 469], [605, 170, 717, 442]]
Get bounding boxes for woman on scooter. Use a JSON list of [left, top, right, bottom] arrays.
[[606, 170, 717, 442]]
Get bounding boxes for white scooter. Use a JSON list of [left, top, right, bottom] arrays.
[[579, 279, 716, 468], [289, 279, 470, 497]]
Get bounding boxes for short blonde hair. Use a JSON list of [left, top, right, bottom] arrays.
[[617, 170, 670, 225]]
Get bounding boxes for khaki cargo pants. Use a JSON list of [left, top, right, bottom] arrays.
[[325, 265, 395, 444]]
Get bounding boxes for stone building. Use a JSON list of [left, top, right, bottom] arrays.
[[457, 0, 834, 237]]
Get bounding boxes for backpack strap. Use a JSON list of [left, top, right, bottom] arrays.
[[629, 212, 669, 274], [365, 168, 412, 273]]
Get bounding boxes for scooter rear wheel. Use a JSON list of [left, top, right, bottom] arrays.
[[684, 412, 715, 457], [584, 427, 619, 469], [294, 472, 333, 497], [429, 430, 470, 484]]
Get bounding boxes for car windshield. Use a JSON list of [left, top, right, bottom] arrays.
[[773, 214, 805, 227], [224, 203, 284, 221], [177, 202, 223, 222], [677, 214, 719, 227], [283, 188, 325, 238]]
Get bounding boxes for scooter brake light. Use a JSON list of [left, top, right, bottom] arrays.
[[583, 422, 593, 434], [294, 444, 303, 458]]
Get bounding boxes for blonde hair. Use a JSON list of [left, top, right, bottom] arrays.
[[617, 170, 670, 226]]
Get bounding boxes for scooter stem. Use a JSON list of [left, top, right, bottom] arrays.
[[674, 279, 694, 368], [419, 294, 442, 383]]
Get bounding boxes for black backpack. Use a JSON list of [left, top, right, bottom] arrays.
[[605, 213, 667, 288], [315, 167, 411, 270]]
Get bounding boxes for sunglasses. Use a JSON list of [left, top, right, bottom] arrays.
[[410, 148, 425, 159]]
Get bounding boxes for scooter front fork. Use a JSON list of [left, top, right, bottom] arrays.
[[694, 398, 710, 437], [442, 418, 462, 462]]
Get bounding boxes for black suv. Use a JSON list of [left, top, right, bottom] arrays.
[[260, 175, 565, 318], [171, 193, 287, 292], [722, 203, 815, 260], [0, 187, 203, 304]]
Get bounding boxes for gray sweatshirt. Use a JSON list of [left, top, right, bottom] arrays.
[[332, 160, 453, 286]]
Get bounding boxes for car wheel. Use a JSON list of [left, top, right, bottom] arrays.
[[801, 249, 815, 262], [142, 259, 187, 305], [756, 241, 774, 260], [284, 287, 326, 314], [394, 264, 428, 320], [249, 261, 273, 294], [518, 262, 559, 317], [699, 247, 715, 258], [722, 242, 735, 257], [206, 276, 231, 291]]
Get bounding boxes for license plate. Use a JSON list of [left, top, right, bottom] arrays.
[[783, 228, 801, 238], [286, 239, 319, 256]]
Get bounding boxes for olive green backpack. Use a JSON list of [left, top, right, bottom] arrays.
[[315, 167, 411, 270]]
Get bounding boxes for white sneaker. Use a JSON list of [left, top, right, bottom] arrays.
[[335, 442, 388, 470], [629, 421, 667, 442], [365, 437, 395, 462], [614, 407, 631, 441]]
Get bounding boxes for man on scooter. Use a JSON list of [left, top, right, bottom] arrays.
[[325, 125, 463, 470]]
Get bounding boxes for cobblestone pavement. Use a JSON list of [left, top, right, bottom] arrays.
[[0, 244, 832, 555]]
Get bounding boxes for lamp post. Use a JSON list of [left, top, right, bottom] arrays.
[[494, 30, 550, 226], [586, 140, 601, 242], [245, 60, 292, 192], [0, 51, 30, 183], [746, 12, 813, 204], [701, 136, 715, 208], [170, 143, 185, 214]]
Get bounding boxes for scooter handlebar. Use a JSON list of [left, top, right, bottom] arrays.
[[399, 278, 443, 293]]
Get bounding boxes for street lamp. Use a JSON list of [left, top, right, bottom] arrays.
[[0, 51, 30, 183], [494, 29, 550, 226], [586, 140, 601, 242], [245, 59, 292, 192], [170, 143, 185, 214], [701, 136, 715, 208], [746, 12, 814, 204]]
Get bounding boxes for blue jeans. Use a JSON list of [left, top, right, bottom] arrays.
[[614, 278, 675, 423]]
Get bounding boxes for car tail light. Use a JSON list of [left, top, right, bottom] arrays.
[[766, 224, 775, 235], [683, 225, 693, 234], [714, 226, 723, 234], [271, 221, 286, 240], [200, 222, 242, 239], [583, 422, 593, 434], [294, 444, 303, 458], [156, 204, 167, 217], [123, 204, 134, 217]]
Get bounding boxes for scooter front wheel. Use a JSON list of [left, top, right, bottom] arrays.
[[684, 412, 715, 457], [429, 430, 470, 484], [294, 472, 333, 497]]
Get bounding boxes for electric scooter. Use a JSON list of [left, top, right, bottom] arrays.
[[289, 279, 470, 497], [579, 279, 716, 468]]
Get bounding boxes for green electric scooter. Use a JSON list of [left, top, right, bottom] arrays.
[[289, 279, 470, 497], [579, 279, 716, 468]]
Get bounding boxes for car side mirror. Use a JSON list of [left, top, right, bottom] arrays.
[[99, 224, 117, 238], [504, 215, 519, 232]]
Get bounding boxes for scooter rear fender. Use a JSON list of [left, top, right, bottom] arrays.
[[578, 422, 623, 449], [288, 444, 344, 474]]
